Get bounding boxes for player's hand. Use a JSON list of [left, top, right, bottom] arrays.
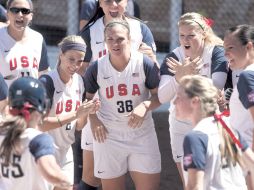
[[127, 103, 148, 128], [90, 114, 108, 143], [76, 99, 100, 118], [138, 42, 159, 68], [166, 56, 202, 82]]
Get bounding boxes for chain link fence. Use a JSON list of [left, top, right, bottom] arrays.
[[2, 0, 253, 52]]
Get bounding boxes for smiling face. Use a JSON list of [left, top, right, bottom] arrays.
[[224, 32, 249, 70], [105, 23, 130, 57], [7, 0, 33, 32], [179, 24, 205, 60], [99, 0, 127, 23], [59, 50, 86, 76]]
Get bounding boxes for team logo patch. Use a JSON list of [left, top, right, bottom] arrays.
[[132, 73, 139, 77], [183, 154, 193, 167], [248, 91, 254, 102]]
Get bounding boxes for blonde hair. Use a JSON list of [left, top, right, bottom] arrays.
[[179, 75, 243, 167], [178, 12, 223, 46], [0, 116, 27, 164], [57, 35, 86, 67]]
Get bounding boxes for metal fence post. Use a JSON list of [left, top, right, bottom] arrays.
[[169, 0, 182, 51], [67, 0, 79, 35]]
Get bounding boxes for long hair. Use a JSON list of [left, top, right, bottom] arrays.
[[178, 12, 223, 46], [0, 115, 27, 164], [179, 75, 243, 167]]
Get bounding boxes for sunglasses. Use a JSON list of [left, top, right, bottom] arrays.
[[103, 0, 122, 4], [9, 7, 31, 15]]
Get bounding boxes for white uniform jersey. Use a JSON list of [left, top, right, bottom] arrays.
[[230, 64, 254, 146], [39, 70, 85, 166], [85, 51, 159, 131], [0, 128, 55, 190], [0, 26, 49, 87], [183, 117, 247, 190], [81, 17, 156, 63], [159, 45, 228, 162]]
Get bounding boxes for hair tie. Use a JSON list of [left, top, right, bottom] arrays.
[[204, 17, 214, 27], [9, 103, 34, 122], [214, 110, 243, 149]]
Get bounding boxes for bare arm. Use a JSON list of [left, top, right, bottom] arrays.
[[80, 19, 89, 31], [186, 169, 204, 190], [128, 88, 160, 128], [41, 100, 99, 132], [37, 155, 72, 189]]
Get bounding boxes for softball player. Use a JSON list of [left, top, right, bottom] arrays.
[[158, 12, 228, 186], [224, 24, 254, 189], [0, 0, 49, 87], [78, 1, 157, 189], [174, 75, 251, 190], [84, 19, 161, 190], [39, 35, 99, 188], [0, 77, 72, 190]]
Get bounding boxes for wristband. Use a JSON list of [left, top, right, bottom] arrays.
[[57, 116, 63, 126]]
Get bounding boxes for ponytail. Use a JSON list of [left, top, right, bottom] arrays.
[[0, 116, 27, 164]]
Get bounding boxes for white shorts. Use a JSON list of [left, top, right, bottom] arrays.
[[93, 126, 161, 179], [169, 115, 192, 162], [81, 121, 93, 151]]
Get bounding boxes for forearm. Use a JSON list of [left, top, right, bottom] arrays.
[[158, 75, 178, 103], [76, 114, 89, 131], [142, 94, 161, 111], [37, 155, 72, 189], [42, 112, 77, 131]]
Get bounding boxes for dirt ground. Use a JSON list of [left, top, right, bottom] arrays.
[[124, 110, 184, 190]]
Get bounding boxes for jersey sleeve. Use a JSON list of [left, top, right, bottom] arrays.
[[80, 28, 92, 63], [237, 70, 254, 109], [0, 73, 8, 101], [29, 133, 55, 161], [183, 131, 208, 171], [211, 46, 228, 90], [80, 0, 97, 20], [39, 74, 55, 108], [143, 55, 160, 89], [160, 52, 179, 76], [38, 39, 50, 71], [84, 61, 99, 94], [140, 22, 156, 52]]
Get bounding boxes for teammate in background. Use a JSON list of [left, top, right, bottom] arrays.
[[0, 73, 8, 122], [84, 19, 161, 190], [78, 1, 157, 189], [158, 12, 229, 187], [79, 0, 139, 30], [0, 77, 72, 190], [39, 35, 100, 190], [224, 24, 254, 189], [174, 75, 254, 190], [0, 0, 49, 87]]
